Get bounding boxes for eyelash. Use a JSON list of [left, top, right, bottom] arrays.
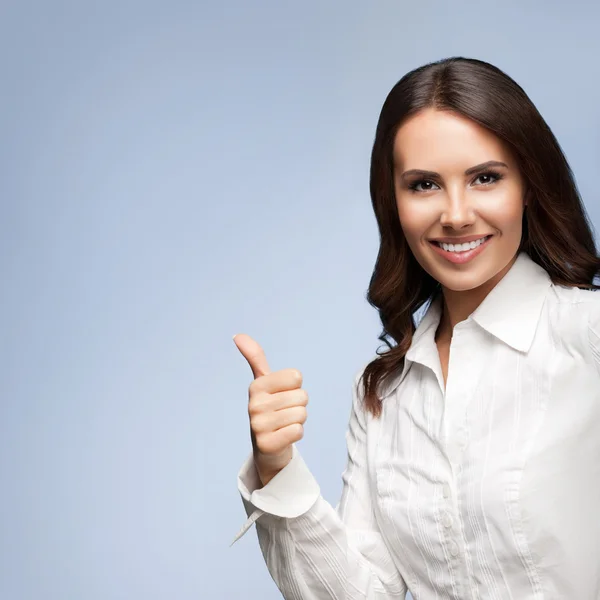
[[407, 171, 505, 193]]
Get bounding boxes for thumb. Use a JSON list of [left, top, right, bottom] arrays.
[[232, 333, 271, 379]]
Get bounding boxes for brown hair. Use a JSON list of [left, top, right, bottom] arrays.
[[362, 56, 600, 418]]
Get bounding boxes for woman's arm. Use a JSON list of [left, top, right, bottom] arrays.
[[232, 369, 408, 599], [587, 292, 600, 375]]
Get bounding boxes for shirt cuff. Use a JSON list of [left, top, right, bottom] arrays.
[[231, 444, 322, 546], [237, 443, 321, 518]]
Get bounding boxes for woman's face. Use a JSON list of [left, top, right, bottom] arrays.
[[393, 108, 527, 292]]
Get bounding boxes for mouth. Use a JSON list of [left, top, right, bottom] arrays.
[[428, 235, 493, 264]]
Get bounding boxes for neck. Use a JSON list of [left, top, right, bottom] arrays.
[[435, 255, 518, 343]]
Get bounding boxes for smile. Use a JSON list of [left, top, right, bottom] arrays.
[[428, 235, 493, 264]]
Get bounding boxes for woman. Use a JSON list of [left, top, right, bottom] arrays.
[[231, 57, 600, 599]]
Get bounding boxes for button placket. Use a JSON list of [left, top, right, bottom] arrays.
[[443, 329, 467, 464], [440, 323, 482, 569], [443, 322, 483, 470], [442, 512, 453, 528], [439, 479, 460, 564]]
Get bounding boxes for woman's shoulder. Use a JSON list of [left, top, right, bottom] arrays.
[[546, 283, 600, 368], [548, 282, 600, 314]]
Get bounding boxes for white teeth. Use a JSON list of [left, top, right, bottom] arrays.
[[437, 236, 489, 253]]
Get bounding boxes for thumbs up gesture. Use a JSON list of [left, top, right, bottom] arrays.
[[233, 334, 308, 486]]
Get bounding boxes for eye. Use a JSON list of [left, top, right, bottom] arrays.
[[408, 180, 440, 193], [472, 171, 503, 186]]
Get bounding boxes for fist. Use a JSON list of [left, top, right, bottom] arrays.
[[233, 333, 308, 485]]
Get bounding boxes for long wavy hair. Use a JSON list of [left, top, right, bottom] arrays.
[[361, 56, 600, 418]]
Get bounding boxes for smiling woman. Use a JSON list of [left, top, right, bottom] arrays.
[[364, 57, 600, 410], [233, 57, 600, 599], [393, 109, 526, 302]]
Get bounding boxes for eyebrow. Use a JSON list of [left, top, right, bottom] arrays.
[[400, 160, 509, 180]]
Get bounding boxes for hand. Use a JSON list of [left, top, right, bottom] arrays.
[[233, 333, 308, 486]]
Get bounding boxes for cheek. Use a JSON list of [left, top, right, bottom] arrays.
[[478, 191, 524, 232], [397, 198, 431, 241]]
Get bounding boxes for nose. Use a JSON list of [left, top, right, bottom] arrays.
[[439, 188, 476, 230]]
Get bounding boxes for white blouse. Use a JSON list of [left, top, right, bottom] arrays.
[[231, 252, 600, 599]]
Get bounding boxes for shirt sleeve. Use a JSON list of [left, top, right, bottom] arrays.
[[230, 369, 408, 599], [588, 293, 600, 375]]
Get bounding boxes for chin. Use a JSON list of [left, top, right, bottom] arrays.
[[427, 265, 495, 293], [439, 279, 487, 292]]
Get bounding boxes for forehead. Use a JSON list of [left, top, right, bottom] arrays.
[[393, 108, 514, 170]]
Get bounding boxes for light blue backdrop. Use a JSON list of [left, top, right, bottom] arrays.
[[1, 1, 599, 599]]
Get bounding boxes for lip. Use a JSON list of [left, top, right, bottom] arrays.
[[429, 235, 493, 265], [429, 234, 493, 244]]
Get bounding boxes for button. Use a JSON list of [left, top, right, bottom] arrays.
[[442, 484, 451, 499], [442, 513, 453, 528], [449, 541, 459, 557]]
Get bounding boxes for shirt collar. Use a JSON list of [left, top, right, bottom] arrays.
[[379, 251, 552, 398], [469, 251, 551, 352]]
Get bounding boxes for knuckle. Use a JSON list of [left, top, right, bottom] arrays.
[[248, 392, 269, 415], [249, 374, 270, 395], [255, 434, 269, 453], [250, 414, 267, 433], [292, 423, 304, 439], [247, 401, 261, 417], [284, 368, 302, 386], [290, 406, 306, 425], [248, 379, 259, 396], [297, 388, 309, 405]]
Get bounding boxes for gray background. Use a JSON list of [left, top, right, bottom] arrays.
[[1, 1, 599, 599]]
